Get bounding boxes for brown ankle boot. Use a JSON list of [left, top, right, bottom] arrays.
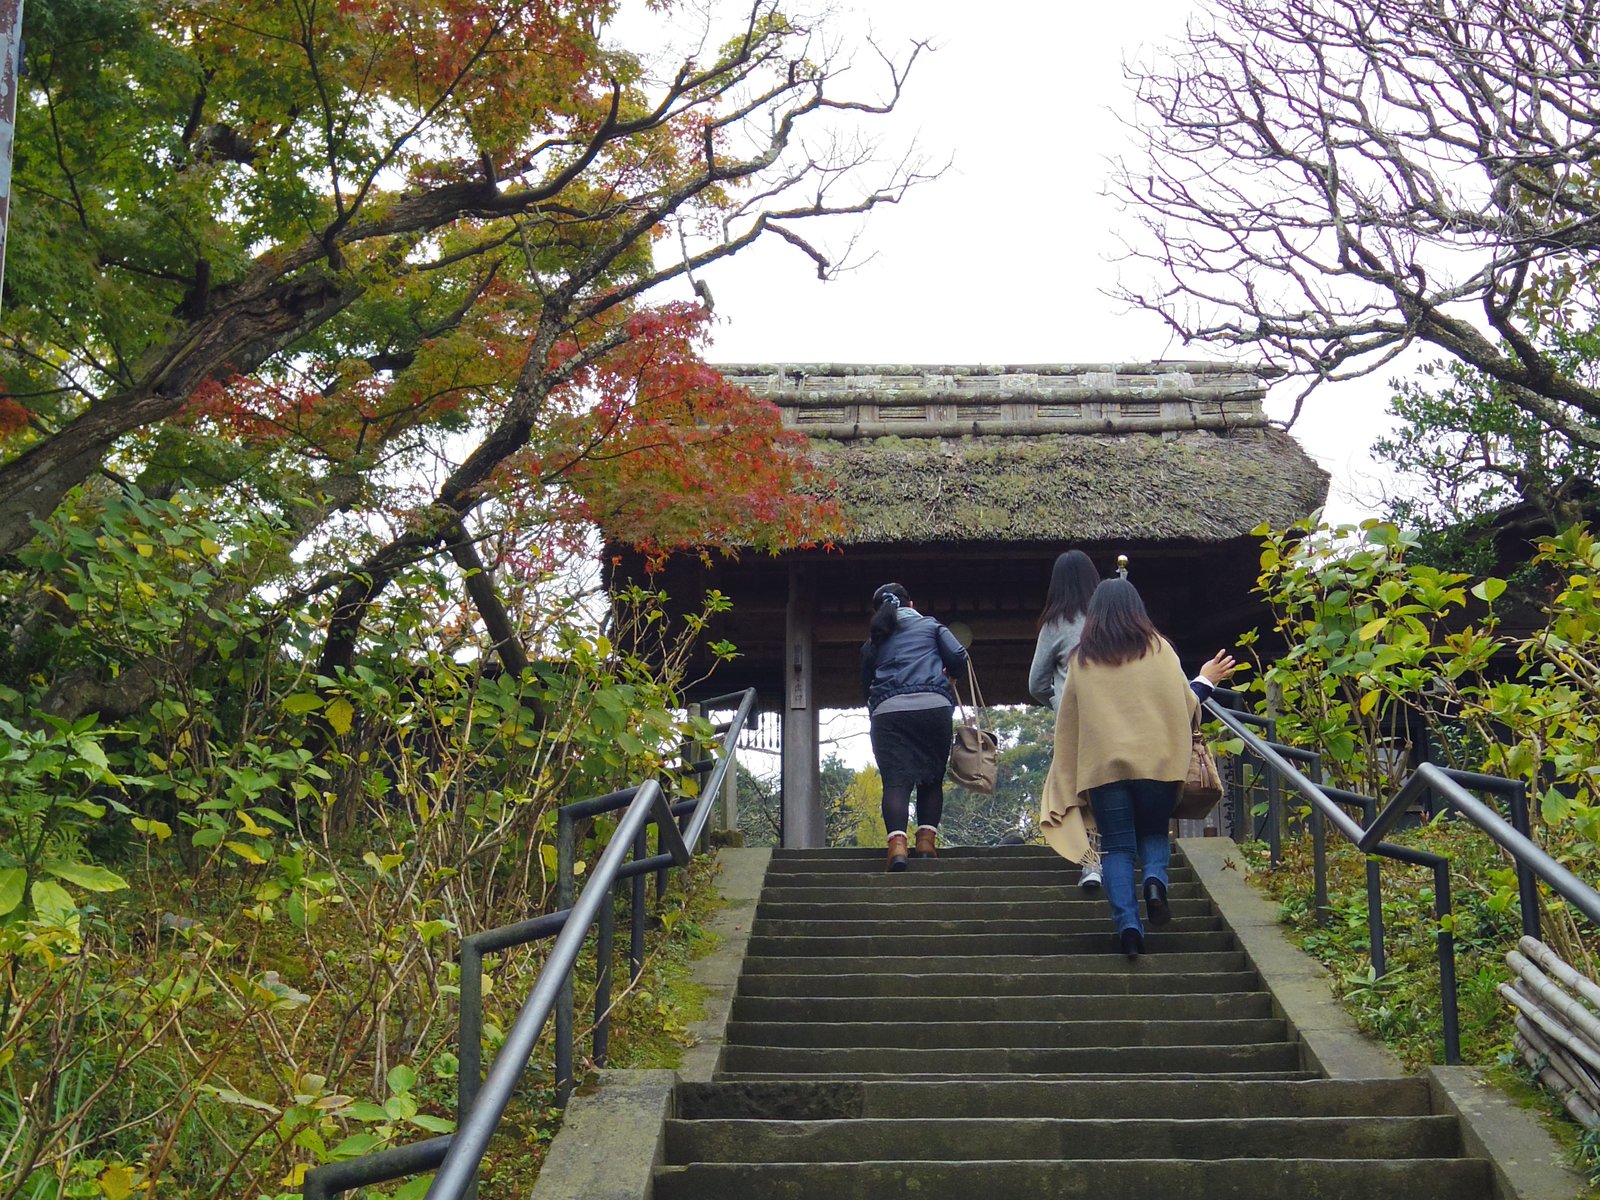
[[886, 833, 909, 872], [914, 827, 938, 859]]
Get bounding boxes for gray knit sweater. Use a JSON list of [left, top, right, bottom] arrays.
[[1028, 614, 1086, 711]]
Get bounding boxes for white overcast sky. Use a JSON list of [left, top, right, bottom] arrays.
[[624, 0, 1412, 525], [622, 0, 1420, 770]]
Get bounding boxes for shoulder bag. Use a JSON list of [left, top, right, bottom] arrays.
[[948, 658, 998, 795], [1173, 715, 1225, 821]]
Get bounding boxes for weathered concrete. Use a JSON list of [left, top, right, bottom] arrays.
[[1179, 836, 1405, 1079], [678, 847, 769, 1084], [527, 1069, 674, 1200], [1427, 1066, 1588, 1200]]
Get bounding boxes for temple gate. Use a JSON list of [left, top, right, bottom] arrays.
[[607, 362, 1329, 847]]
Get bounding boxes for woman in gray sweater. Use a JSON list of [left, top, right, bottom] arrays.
[[1028, 551, 1102, 889]]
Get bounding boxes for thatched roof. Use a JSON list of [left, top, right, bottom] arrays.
[[712, 362, 1329, 545], [803, 427, 1329, 545]]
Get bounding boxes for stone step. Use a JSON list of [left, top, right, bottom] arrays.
[[750, 915, 1224, 938], [710, 1070, 1324, 1084], [663, 1114, 1462, 1163], [738, 950, 1250, 976], [731, 991, 1275, 1023], [675, 1077, 1437, 1121], [735, 969, 1263, 998], [768, 864, 1196, 883], [759, 883, 1203, 904], [761, 876, 1203, 896], [719, 1041, 1304, 1076], [770, 847, 1068, 861], [652, 1157, 1492, 1199], [764, 857, 1182, 875], [743, 931, 1240, 957], [725, 1017, 1288, 1050], [755, 898, 1217, 921]]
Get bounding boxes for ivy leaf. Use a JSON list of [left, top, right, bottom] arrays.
[[42, 860, 129, 892], [329, 1133, 382, 1160], [0, 868, 24, 915], [1471, 577, 1507, 604], [131, 816, 173, 840], [1543, 787, 1573, 825], [394, 1176, 435, 1200], [225, 840, 268, 865], [325, 697, 355, 736]]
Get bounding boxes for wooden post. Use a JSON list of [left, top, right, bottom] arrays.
[[782, 564, 823, 847]]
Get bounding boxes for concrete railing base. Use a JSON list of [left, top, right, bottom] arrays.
[[527, 1069, 674, 1200]]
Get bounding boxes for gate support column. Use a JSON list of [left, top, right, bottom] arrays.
[[781, 563, 823, 847]]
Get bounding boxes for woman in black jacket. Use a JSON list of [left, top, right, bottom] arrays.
[[861, 583, 971, 870]]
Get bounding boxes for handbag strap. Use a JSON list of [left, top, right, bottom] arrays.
[[965, 657, 986, 710], [954, 657, 985, 728]]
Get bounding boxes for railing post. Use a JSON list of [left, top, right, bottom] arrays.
[[456, 940, 482, 1200], [555, 809, 576, 1106], [1434, 859, 1461, 1065], [1506, 780, 1542, 941], [720, 741, 738, 835], [1309, 754, 1330, 927], [1264, 720, 1282, 866], [631, 827, 648, 982], [1360, 798, 1386, 979], [593, 882, 615, 1067]]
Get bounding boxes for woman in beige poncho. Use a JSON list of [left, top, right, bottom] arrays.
[[1039, 578, 1233, 957]]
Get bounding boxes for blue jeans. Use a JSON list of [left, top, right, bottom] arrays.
[[1088, 779, 1179, 935]]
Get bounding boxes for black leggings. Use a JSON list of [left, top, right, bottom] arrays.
[[882, 780, 943, 835]]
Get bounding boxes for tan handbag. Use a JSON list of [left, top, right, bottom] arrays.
[[1173, 720, 1224, 820], [947, 659, 998, 795]]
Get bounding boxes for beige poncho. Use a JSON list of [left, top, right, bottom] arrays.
[[1040, 637, 1198, 862]]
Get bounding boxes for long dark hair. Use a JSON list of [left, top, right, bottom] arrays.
[[1074, 578, 1161, 667], [1037, 550, 1100, 629], [869, 582, 910, 645]]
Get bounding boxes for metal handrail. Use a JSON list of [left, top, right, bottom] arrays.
[[302, 688, 756, 1200], [1202, 691, 1600, 1063]]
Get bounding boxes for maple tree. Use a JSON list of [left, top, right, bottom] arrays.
[[0, 0, 930, 677]]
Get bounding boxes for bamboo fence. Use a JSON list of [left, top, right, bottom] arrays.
[[1503, 935, 1600, 1128]]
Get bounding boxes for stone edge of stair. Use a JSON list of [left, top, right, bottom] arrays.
[[527, 1068, 674, 1200], [1183, 837, 1586, 1200], [1178, 836, 1403, 1081], [679, 847, 771, 1083], [1427, 1065, 1588, 1200]]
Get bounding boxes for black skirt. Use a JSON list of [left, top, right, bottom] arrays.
[[870, 705, 954, 788]]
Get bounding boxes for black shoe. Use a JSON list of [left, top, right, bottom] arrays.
[[1144, 877, 1171, 927], [1120, 927, 1144, 959]]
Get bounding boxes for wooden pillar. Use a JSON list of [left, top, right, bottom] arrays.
[[782, 563, 823, 847]]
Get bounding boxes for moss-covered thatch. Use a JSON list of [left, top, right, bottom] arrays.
[[805, 427, 1329, 544]]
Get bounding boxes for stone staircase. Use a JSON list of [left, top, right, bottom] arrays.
[[652, 845, 1496, 1199]]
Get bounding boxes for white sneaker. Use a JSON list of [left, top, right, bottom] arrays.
[[1079, 867, 1103, 892]]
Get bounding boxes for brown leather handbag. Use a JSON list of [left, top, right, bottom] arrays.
[[947, 659, 998, 795], [1173, 722, 1224, 820]]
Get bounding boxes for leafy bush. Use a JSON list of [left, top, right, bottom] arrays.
[[0, 488, 732, 1199]]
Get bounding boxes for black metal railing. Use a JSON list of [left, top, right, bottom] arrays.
[[1204, 686, 1600, 1063], [301, 688, 756, 1200]]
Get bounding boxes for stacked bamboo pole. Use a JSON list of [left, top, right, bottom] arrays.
[[1503, 936, 1600, 1128]]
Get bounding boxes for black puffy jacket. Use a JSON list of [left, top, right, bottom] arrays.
[[860, 609, 969, 713]]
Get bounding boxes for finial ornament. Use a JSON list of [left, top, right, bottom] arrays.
[[1116, 554, 1129, 579]]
